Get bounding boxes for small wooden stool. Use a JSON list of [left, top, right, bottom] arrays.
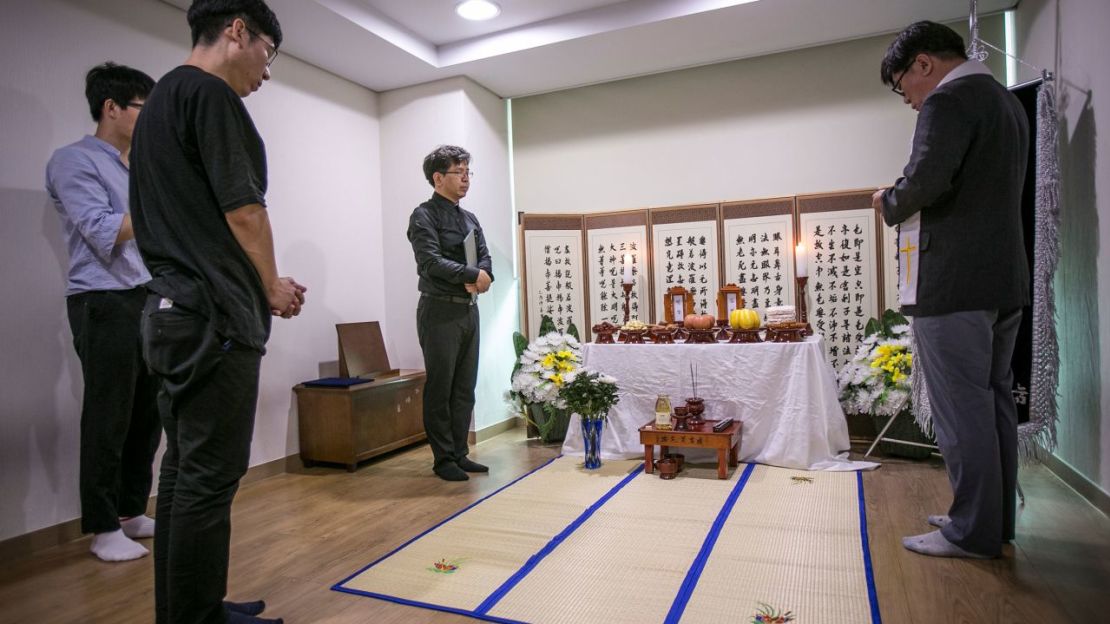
[[639, 419, 742, 479]]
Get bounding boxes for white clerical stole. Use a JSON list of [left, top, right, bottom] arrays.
[[897, 214, 920, 306]]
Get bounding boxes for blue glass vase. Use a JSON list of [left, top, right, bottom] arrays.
[[581, 417, 605, 469]]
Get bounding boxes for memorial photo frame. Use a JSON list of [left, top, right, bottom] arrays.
[[664, 286, 694, 324], [716, 283, 744, 320]]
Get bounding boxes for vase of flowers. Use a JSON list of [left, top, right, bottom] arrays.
[[837, 309, 934, 459], [560, 369, 620, 469], [510, 328, 581, 443]]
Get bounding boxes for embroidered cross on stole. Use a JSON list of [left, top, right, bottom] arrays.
[[897, 213, 921, 306]]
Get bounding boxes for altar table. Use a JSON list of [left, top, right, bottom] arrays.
[[561, 336, 877, 471]]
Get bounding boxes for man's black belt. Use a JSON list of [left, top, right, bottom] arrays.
[[421, 292, 475, 305]]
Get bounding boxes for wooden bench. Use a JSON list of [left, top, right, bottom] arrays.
[[294, 321, 426, 471]]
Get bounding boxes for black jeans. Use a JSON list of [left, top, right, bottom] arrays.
[[66, 287, 161, 535], [416, 296, 479, 469], [142, 295, 261, 624]]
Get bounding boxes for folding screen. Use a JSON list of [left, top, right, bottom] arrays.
[[720, 197, 797, 320], [796, 190, 883, 369], [584, 211, 651, 328], [519, 214, 586, 339], [649, 204, 720, 318]]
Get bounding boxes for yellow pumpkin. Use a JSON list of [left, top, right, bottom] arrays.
[[729, 308, 760, 330]]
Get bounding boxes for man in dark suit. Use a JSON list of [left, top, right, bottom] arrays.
[[408, 145, 493, 482], [873, 21, 1029, 559]]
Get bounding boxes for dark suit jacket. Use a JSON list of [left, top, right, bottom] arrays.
[[881, 73, 1030, 317]]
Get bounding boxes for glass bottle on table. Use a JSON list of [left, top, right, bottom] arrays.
[[654, 394, 673, 430]]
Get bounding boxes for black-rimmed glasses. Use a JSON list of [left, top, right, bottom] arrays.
[[891, 67, 909, 97], [444, 169, 474, 179], [245, 26, 279, 67]]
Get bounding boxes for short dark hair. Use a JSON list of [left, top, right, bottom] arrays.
[[187, 0, 282, 49], [880, 21, 967, 85], [85, 62, 154, 122], [423, 145, 471, 186]]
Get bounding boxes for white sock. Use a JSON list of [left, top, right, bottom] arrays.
[[927, 514, 951, 528], [120, 514, 156, 539], [901, 530, 993, 559], [90, 529, 149, 562]]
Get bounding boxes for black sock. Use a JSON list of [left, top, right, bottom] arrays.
[[434, 462, 469, 481], [225, 600, 266, 616]]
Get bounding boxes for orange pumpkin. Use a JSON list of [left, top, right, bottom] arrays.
[[683, 313, 716, 330]]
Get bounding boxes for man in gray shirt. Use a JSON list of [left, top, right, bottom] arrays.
[[46, 62, 161, 562]]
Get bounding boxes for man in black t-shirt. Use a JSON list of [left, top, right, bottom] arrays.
[[130, 2, 303, 622], [408, 145, 493, 482]]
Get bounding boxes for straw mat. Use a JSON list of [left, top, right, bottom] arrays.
[[334, 457, 878, 624]]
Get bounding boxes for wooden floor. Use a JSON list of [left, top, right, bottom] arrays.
[[2, 430, 1108, 624]]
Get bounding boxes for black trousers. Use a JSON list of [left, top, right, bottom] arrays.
[[416, 296, 479, 469], [66, 287, 161, 535], [914, 308, 1022, 556], [142, 295, 261, 624]]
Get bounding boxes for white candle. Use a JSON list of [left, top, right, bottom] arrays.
[[795, 243, 808, 278], [622, 254, 633, 284]]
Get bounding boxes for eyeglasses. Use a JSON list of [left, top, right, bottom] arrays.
[[443, 169, 474, 179], [890, 66, 909, 97], [245, 26, 279, 66], [125, 101, 144, 109]]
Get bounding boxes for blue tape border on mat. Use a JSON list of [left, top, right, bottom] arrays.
[[332, 454, 561, 591], [332, 457, 643, 624], [473, 462, 644, 615], [857, 471, 883, 624], [663, 462, 756, 624]]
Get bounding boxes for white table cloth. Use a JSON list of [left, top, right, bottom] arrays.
[[561, 336, 877, 471]]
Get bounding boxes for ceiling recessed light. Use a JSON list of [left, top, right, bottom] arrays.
[[456, 0, 501, 21]]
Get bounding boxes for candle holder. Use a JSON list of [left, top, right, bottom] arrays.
[[795, 276, 814, 336], [622, 282, 633, 325]]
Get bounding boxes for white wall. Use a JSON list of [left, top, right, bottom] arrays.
[[0, 0, 383, 541], [1015, 0, 1110, 494], [379, 77, 517, 433], [511, 22, 1002, 214], [512, 35, 912, 214]]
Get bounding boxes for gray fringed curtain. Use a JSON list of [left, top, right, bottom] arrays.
[[1018, 78, 1061, 460]]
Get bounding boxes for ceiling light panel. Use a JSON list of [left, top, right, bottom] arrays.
[[456, 0, 501, 21]]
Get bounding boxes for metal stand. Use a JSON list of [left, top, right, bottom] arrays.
[[863, 410, 940, 458], [795, 276, 814, 336], [622, 282, 633, 324]]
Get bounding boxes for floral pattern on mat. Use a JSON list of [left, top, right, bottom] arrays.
[[428, 559, 461, 574], [752, 602, 795, 623]]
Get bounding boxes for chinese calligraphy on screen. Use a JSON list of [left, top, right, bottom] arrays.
[[799, 209, 878, 370]]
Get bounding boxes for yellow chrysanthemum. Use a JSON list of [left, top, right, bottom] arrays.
[[541, 354, 556, 368]]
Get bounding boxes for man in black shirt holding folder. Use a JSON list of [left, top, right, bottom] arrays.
[[407, 145, 493, 482]]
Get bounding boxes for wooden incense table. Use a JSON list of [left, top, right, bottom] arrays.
[[639, 419, 742, 479]]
